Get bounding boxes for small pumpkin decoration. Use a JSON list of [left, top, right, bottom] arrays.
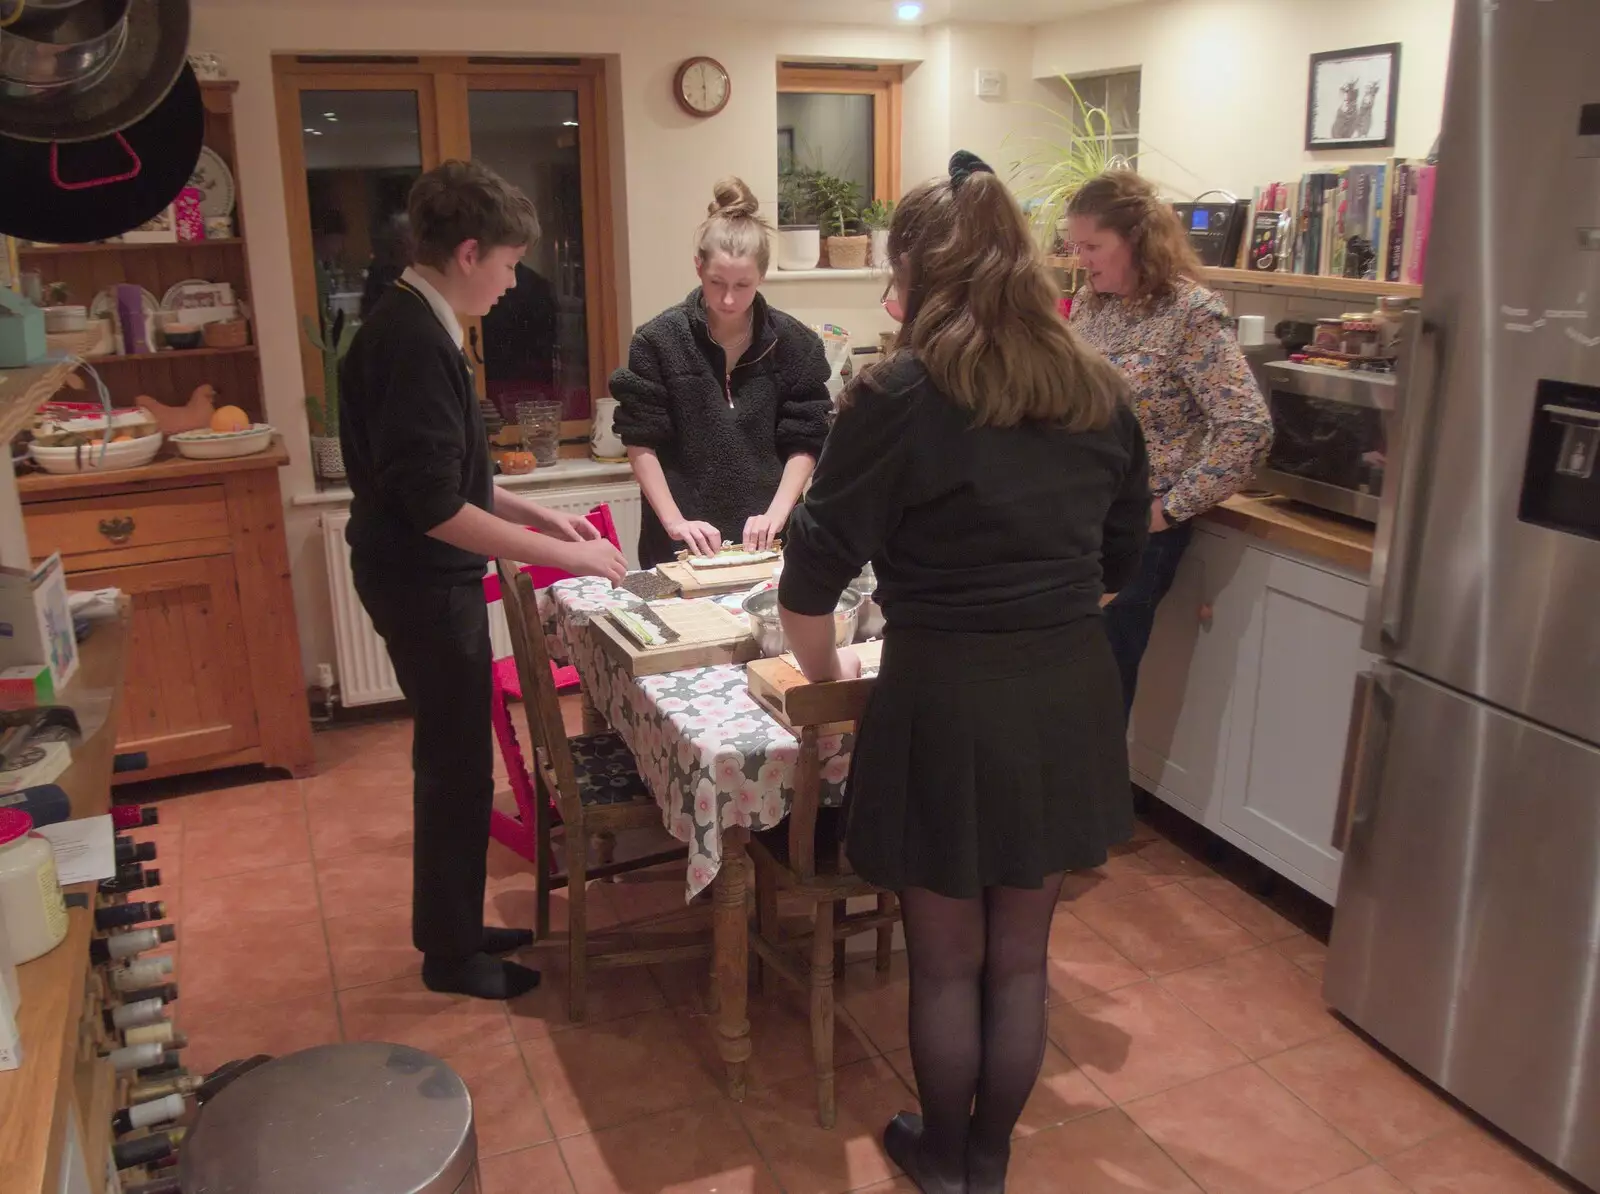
[[496, 449, 537, 475]]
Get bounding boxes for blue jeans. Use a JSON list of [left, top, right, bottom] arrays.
[[1103, 523, 1194, 719]]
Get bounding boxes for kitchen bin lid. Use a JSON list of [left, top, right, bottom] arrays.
[[179, 1042, 477, 1194]]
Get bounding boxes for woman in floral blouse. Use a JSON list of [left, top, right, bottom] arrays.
[[1068, 170, 1272, 714]]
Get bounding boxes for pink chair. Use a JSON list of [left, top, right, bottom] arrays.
[[485, 504, 621, 867]]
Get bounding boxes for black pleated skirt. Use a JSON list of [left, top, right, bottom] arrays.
[[844, 616, 1133, 900]]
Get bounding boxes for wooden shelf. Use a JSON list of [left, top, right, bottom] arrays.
[[19, 239, 243, 257], [1042, 258, 1422, 301], [87, 346, 257, 366]]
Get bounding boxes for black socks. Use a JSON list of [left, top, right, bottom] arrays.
[[422, 952, 541, 1000], [481, 926, 535, 955]]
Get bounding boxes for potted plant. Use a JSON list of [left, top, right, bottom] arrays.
[[303, 303, 355, 481], [861, 198, 895, 268], [807, 171, 866, 269], [1009, 77, 1138, 255], [776, 168, 822, 271]]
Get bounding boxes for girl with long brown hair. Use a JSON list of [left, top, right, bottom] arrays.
[[777, 152, 1152, 1194], [1067, 170, 1272, 714]]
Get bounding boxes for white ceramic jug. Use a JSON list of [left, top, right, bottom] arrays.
[[590, 395, 625, 461]]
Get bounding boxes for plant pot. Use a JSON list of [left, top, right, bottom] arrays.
[[776, 226, 821, 271], [868, 228, 890, 267], [826, 235, 870, 270], [310, 434, 346, 481]]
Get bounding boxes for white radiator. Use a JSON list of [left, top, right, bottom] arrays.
[[320, 483, 643, 708]]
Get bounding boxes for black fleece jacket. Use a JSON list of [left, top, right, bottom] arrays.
[[610, 290, 832, 567], [340, 281, 492, 587]]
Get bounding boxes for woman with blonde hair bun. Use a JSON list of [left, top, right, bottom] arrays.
[[1067, 169, 1271, 714], [777, 152, 1151, 1194], [610, 176, 832, 566]]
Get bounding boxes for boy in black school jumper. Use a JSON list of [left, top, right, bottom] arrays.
[[341, 161, 627, 1001]]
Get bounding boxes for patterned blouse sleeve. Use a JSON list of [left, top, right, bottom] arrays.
[[1163, 288, 1273, 522]]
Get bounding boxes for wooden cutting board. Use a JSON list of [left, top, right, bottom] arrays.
[[591, 599, 760, 676], [656, 558, 780, 598], [745, 640, 883, 728]]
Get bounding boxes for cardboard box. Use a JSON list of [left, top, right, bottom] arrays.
[[0, 554, 78, 692]]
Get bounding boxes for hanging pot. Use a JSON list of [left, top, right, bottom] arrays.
[[0, 0, 130, 94]]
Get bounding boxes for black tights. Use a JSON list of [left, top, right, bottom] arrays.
[[900, 877, 1065, 1194]]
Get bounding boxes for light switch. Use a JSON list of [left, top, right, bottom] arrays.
[[975, 69, 1004, 99]]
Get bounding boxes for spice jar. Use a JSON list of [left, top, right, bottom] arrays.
[[1313, 318, 1345, 352], [0, 809, 70, 963]]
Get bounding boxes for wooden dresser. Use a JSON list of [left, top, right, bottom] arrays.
[[19, 442, 314, 781]]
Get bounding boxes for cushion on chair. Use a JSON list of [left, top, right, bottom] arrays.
[[570, 730, 653, 806]]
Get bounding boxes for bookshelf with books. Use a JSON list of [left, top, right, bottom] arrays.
[[1043, 258, 1420, 301]]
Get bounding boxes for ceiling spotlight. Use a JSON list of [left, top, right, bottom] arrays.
[[896, 2, 922, 19], [323, 111, 337, 118], [563, 120, 578, 127]]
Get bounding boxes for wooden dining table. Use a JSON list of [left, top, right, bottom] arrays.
[[539, 577, 871, 1099]]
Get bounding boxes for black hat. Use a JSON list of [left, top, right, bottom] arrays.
[[0, 63, 204, 243], [0, 0, 191, 143]]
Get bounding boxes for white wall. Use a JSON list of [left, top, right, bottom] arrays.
[[1032, 0, 1455, 199]]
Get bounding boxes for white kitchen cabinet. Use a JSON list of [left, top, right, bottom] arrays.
[[1128, 524, 1373, 905], [1128, 526, 1254, 822], [1218, 548, 1373, 902]]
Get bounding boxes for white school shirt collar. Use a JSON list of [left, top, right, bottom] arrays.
[[399, 266, 465, 349]]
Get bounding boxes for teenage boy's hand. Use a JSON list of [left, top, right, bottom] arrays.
[[545, 510, 602, 542], [562, 538, 627, 584]]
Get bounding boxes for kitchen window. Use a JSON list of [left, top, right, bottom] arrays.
[[1061, 69, 1141, 168], [274, 55, 619, 457], [777, 64, 903, 209]]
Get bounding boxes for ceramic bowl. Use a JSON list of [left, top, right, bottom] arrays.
[[30, 431, 163, 474], [170, 424, 274, 460]]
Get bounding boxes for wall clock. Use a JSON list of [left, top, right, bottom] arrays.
[[674, 57, 731, 118]]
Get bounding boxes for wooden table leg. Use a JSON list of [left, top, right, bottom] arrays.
[[580, 689, 608, 736], [714, 827, 753, 1101]]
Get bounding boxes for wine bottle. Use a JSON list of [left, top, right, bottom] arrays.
[[111, 805, 159, 830], [108, 954, 175, 991], [112, 1093, 187, 1135], [114, 838, 157, 866], [94, 901, 166, 931], [112, 1127, 185, 1171], [90, 924, 175, 964]]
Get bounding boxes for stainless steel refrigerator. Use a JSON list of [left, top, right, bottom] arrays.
[[1324, 0, 1600, 1188]]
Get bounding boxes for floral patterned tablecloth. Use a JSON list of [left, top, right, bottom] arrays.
[[543, 578, 852, 899]]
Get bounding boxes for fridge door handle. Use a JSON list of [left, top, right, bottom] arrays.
[[1365, 310, 1441, 655], [1332, 670, 1375, 852]]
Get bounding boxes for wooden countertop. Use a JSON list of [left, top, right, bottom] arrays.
[[1202, 494, 1376, 575], [17, 437, 290, 501], [0, 607, 130, 1194]]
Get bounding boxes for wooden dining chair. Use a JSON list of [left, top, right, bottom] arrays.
[[749, 725, 900, 1128], [496, 559, 707, 1022]]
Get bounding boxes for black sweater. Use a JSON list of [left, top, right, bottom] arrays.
[[340, 282, 492, 587], [780, 357, 1152, 632], [610, 290, 832, 567]]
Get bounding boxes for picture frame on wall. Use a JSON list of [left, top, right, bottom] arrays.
[[1306, 42, 1400, 151]]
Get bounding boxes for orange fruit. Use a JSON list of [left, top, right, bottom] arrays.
[[210, 405, 250, 433]]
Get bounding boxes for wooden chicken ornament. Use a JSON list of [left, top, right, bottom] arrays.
[[135, 384, 218, 436]]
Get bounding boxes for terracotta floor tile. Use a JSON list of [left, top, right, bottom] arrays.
[[312, 721, 414, 774], [1260, 1034, 1465, 1158], [851, 1181, 920, 1194], [478, 1143, 577, 1194], [1158, 947, 1342, 1060], [1048, 911, 1149, 1004], [1135, 838, 1218, 883], [338, 973, 513, 1057], [735, 1054, 914, 1194], [307, 784, 414, 861], [1383, 1127, 1574, 1194], [179, 991, 342, 1075], [684, 986, 873, 1095], [1050, 981, 1246, 1104], [177, 778, 305, 827], [181, 861, 321, 935], [836, 954, 910, 1054], [178, 918, 333, 1021], [315, 843, 414, 918], [1076, 885, 1260, 976], [324, 902, 421, 989], [443, 1041, 552, 1157], [181, 809, 311, 881], [1008, 1108, 1202, 1194], [1061, 850, 1172, 906], [559, 1103, 781, 1193], [520, 1009, 721, 1137], [884, 1041, 1111, 1139], [1303, 1167, 1412, 1194], [1124, 1065, 1367, 1194], [506, 942, 667, 1040], [1182, 877, 1300, 943], [605, 862, 699, 925], [1272, 932, 1330, 981]]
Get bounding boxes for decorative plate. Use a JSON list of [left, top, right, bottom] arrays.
[[189, 147, 236, 219]]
